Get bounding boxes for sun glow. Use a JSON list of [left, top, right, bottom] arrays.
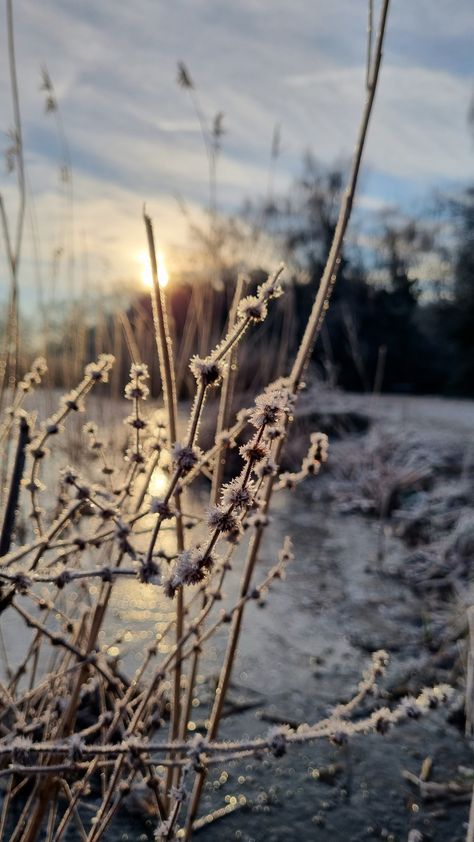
[[148, 466, 169, 498], [138, 250, 169, 289]]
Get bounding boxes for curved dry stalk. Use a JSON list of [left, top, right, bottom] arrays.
[[144, 213, 186, 774], [289, 0, 390, 391]]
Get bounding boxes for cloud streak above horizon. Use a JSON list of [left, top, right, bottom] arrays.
[[0, 0, 472, 308]]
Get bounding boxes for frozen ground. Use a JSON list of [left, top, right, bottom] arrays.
[[3, 391, 474, 841], [106, 392, 474, 840]]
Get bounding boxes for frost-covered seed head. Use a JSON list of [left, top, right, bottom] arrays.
[[206, 505, 239, 534], [13, 573, 31, 593], [150, 499, 173, 519], [258, 273, 284, 302], [126, 448, 145, 464], [55, 571, 71, 589], [75, 483, 91, 500], [85, 354, 115, 382], [224, 525, 242, 545], [255, 459, 278, 479], [279, 539, 294, 564], [31, 357, 47, 376], [60, 466, 78, 485], [375, 712, 391, 734], [167, 547, 215, 591], [250, 386, 289, 429], [221, 477, 254, 509], [238, 295, 267, 322], [130, 363, 149, 379], [403, 700, 421, 719], [138, 558, 160, 584], [190, 356, 225, 386], [239, 437, 269, 463], [61, 391, 83, 412], [267, 725, 291, 757], [216, 430, 234, 448], [115, 521, 130, 539], [125, 414, 148, 430], [124, 382, 150, 401], [187, 733, 209, 770], [28, 440, 48, 460], [267, 426, 285, 440], [247, 513, 269, 529], [22, 478, 46, 493], [163, 576, 179, 599], [172, 443, 199, 474]]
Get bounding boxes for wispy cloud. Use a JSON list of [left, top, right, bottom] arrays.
[[0, 0, 472, 307]]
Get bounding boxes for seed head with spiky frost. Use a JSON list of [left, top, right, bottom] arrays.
[[130, 362, 149, 379], [124, 381, 149, 401], [206, 505, 239, 534], [150, 498, 173, 518], [124, 413, 148, 430], [164, 547, 215, 596], [60, 391, 84, 412], [85, 354, 114, 382], [239, 436, 269, 463], [257, 272, 284, 302], [250, 385, 290, 429], [238, 295, 267, 322], [255, 459, 278, 479], [267, 724, 292, 757], [31, 356, 47, 376], [172, 443, 199, 474], [22, 477, 46, 493], [189, 355, 225, 386], [220, 477, 255, 509], [83, 421, 98, 437], [27, 439, 48, 460]]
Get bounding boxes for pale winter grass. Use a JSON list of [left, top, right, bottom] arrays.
[[0, 2, 454, 839]]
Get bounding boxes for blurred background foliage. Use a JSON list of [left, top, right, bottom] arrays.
[[7, 155, 473, 400]]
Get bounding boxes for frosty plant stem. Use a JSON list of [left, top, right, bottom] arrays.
[[180, 276, 245, 739], [144, 211, 185, 791], [290, 0, 390, 391]]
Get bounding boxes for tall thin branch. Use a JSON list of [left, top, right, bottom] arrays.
[[144, 211, 186, 802]]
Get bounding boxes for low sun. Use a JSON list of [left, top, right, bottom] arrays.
[[138, 250, 169, 289]]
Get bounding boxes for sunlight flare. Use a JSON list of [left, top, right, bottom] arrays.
[[138, 250, 169, 289], [149, 466, 169, 497]]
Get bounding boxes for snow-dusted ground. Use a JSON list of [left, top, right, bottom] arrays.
[[3, 391, 473, 840]]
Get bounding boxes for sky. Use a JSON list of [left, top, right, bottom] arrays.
[[0, 0, 473, 310]]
